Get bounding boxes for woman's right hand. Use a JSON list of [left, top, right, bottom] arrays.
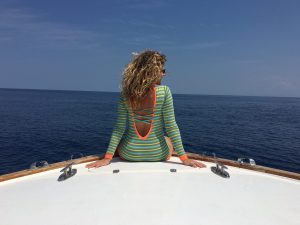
[[85, 159, 111, 169]]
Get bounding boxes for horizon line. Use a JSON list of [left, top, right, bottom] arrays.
[[0, 87, 299, 99]]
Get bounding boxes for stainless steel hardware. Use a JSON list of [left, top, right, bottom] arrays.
[[201, 151, 216, 157], [237, 158, 256, 166], [70, 152, 84, 160], [58, 162, 77, 182], [210, 153, 230, 178], [30, 161, 49, 170]]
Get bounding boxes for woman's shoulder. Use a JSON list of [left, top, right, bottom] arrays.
[[156, 84, 171, 92]]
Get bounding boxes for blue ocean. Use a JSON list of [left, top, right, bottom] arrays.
[[0, 88, 299, 175]]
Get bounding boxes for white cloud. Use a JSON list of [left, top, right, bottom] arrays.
[[231, 59, 263, 64], [0, 6, 101, 49], [277, 79, 299, 91], [164, 41, 224, 50], [124, 0, 167, 10]]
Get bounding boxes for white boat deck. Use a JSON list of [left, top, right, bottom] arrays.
[[0, 157, 299, 225]]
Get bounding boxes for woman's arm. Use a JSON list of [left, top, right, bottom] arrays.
[[104, 94, 127, 159], [162, 86, 188, 162]]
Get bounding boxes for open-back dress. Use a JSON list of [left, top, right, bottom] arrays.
[[104, 85, 188, 162]]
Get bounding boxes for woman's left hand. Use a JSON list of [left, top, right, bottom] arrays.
[[182, 159, 207, 168]]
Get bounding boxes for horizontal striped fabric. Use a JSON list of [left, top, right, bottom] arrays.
[[105, 85, 187, 162]]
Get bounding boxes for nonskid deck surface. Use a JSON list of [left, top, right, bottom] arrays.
[[0, 157, 299, 225]]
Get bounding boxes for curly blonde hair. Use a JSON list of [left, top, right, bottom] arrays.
[[121, 50, 166, 109]]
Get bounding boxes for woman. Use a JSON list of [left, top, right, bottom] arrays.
[[86, 50, 206, 169]]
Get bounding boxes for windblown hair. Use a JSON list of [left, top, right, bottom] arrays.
[[121, 50, 166, 109]]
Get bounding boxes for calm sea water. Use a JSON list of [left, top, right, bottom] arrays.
[[0, 88, 299, 175]]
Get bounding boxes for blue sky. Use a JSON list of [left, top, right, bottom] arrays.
[[0, 0, 300, 97]]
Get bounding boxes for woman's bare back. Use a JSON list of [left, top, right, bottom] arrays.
[[132, 88, 156, 137]]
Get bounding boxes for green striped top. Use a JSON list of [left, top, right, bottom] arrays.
[[104, 85, 187, 162]]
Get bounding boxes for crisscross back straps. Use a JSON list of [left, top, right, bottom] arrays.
[[132, 107, 155, 124]]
